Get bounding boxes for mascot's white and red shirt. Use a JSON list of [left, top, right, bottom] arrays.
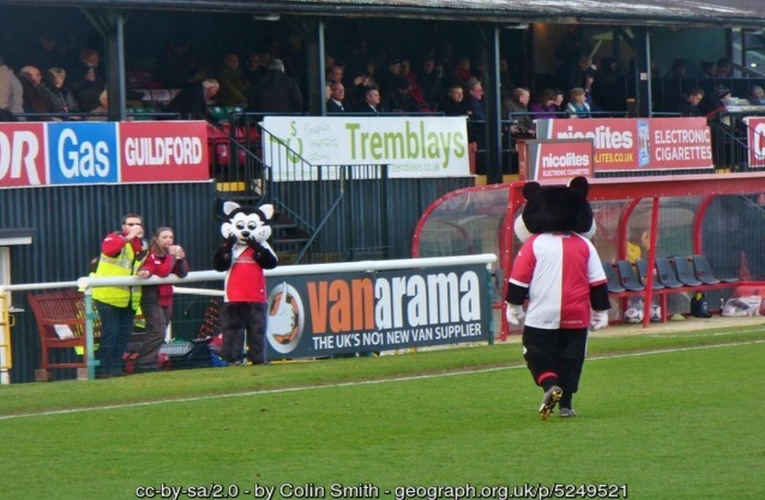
[[510, 232, 607, 330], [224, 245, 269, 303]]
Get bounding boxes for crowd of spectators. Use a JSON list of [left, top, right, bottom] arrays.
[[3, 26, 765, 132]]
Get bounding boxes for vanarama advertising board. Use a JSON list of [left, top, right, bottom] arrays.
[[265, 263, 492, 359], [262, 116, 471, 180]]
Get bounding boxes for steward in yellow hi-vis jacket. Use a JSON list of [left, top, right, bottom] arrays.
[[92, 213, 148, 378]]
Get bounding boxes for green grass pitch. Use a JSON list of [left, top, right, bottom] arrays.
[[0, 325, 763, 499]]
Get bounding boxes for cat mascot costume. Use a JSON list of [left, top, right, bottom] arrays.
[[213, 201, 278, 365]]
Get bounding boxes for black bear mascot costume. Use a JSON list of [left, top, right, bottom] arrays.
[[213, 201, 278, 365], [505, 177, 610, 419]]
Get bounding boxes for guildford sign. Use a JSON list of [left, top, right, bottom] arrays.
[[0, 121, 209, 188]]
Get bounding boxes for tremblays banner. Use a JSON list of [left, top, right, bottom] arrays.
[[535, 117, 713, 172], [519, 139, 594, 181], [264, 263, 492, 359], [262, 116, 471, 180], [0, 121, 210, 188], [743, 116, 765, 168]]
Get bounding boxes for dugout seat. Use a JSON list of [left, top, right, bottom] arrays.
[[603, 261, 626, 293], [669, 256, 703, 287], [635, 259, 665, 290], [654, 258, 684, 288], [690, 254, 738, 284], [616, 260, 646, 291]]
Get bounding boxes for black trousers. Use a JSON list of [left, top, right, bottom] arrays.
[[220, 302, 268, 364], [522, 326, 588, 395]]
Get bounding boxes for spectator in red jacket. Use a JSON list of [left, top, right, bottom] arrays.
[[135, 226, 190, 373]]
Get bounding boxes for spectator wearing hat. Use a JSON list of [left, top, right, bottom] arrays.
[[704, 85, 732, 119], [248, 58, 303, 114]]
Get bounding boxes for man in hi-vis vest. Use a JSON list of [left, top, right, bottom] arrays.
[[92, 213, 148, 378]]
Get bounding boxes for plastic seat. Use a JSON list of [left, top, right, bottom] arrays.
[[635, 259, 665, 290], [654, 257, 684, 288], [690, 254, 738, 283], [669, 256, 703, 286], [616, 260, 645, 291], [603, 261, 626, 293]]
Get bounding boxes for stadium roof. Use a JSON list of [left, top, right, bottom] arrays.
[[2, 0, 765, 27]]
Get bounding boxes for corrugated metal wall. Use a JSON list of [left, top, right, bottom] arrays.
[[1, 177, 472, 382]]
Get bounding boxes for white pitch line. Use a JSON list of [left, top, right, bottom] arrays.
[[2, 338, 764, 421]]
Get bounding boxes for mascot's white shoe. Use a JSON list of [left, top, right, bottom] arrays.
[[539, 386, 562, 420]]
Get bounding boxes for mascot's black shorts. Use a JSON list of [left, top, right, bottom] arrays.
[[220, 301, 268, 364], [522, 325, 588, 394]]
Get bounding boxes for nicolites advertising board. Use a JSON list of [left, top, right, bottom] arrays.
[[520, 139, 593, 181], [535, 117, 712, 172]]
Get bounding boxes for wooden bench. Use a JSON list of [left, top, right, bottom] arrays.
[[27, 290, 100, 381]]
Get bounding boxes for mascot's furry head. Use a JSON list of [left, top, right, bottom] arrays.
[[514, 176, 596, 243], [220, 201, 274, 245]]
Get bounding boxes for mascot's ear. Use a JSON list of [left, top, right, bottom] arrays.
[[568, 176, 596, 239], [222, 201, 241, 217], [568, 176, 589, 197], [258, 204, 275, 222], [522, 181, 542, 202]]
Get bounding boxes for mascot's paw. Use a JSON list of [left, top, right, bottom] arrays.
[[505, 303, 525, 326], [589, 310, 609, 331]]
